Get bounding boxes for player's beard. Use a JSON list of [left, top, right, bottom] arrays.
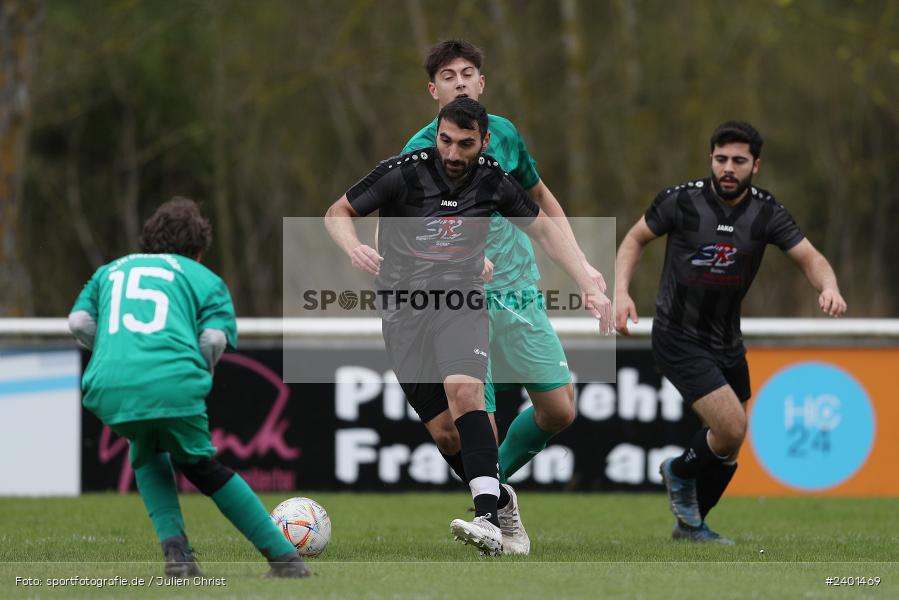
[[712, 171, 753, 201], [443, 158, 473, 181]]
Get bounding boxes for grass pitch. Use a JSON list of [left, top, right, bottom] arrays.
[[1, 492, 896, 599]]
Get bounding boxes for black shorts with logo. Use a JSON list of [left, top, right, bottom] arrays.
[[382, 301, 488, 423], [651, 325, 751, 404]]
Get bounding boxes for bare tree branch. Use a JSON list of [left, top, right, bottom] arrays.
[[404, 0, 429, 59], [210, 1, 236, 286], [559, 0, 591, 209], [65, 130, 105, 270], [0, 0, 41, 316]]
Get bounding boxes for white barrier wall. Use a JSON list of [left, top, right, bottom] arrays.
[[0, 351, 81, 496], [1, 318, 897, 497]]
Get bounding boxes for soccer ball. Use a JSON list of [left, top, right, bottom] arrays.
[[270, 497, 332, 558]]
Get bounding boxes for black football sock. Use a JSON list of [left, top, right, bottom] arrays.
[[442, 450, 509, 509], [455, 410, 500, 526], [671, 427, 727, 479], [698, 462, 738, 520], [473, 493, 498, 522], [498, 484, 511, 510]]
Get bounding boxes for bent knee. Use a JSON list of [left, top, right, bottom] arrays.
[[174, 458, 234, 496], [713, 417, 747, 454], [454, 384, 482, 406], [534, 385, 576, 433]]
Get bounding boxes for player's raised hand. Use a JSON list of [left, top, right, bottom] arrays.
[[582, 262, 607, 293], [583, 288, 613, 335], [481, 257, 494, 283], [819, 288, 847, 318], [350, 244, 383, 275], [615, 293, 638, 336]]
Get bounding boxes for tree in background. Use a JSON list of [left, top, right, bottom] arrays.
[[16, 0, 899, 318], [0, 0, 41, 316]]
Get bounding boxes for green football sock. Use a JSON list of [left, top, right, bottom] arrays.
[[499, 406, 556, 483], [211, 474, 295, 559], [134, 453, 186, 543]]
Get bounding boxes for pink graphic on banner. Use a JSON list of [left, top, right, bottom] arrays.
[[98, 426, 133, 493], [212, 353, 300, 461], [96, 353, 300, 493]]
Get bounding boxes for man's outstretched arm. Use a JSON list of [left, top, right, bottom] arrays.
[[523, 211, 612, 334], [614, 217, 658, 335], [528, 180, 606, 292], [324, 196, 383, 275], [785, 238, 847, 317]]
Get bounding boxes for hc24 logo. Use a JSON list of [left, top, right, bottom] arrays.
[[691, 242, 737, 267], [783, 394, 840, 457], [750, 363, 875, 491]]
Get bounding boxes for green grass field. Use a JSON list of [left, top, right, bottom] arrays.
[[1, 492, 897, 599]]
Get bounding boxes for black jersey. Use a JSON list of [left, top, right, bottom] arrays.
[[346, 148, 539, 294], [644, 178, 804, 354]]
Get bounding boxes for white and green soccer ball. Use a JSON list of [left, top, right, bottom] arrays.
[[270, 496, 332, 558]]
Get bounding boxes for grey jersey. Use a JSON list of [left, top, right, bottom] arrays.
[[346, 148, 539, 293], [644, 178, 804, 354]]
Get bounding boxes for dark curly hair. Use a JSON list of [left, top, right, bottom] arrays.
[[438, 97, 488, 140], [424, 39, 484, 81], [710, 121, 763, 159], [139, 197, 212, 259]]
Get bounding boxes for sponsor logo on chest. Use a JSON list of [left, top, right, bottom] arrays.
[[691, 242, 738, 268], [416, 217, 464, 243]]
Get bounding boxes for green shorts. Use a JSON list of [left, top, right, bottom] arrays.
[[110, 413, 217, 469], [484, 288, 571, 412]]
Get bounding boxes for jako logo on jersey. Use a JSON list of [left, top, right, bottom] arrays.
[[474, 348, 487, 357], [717, 224, 734, 233], [691, 242, 738, 267], [440, 200, 458, 207]]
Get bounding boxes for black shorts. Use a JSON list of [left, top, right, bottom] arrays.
[[651, 325, 751, 404], [382, 303, 488, 423]]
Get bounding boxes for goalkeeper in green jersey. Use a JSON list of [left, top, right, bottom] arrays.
[[68, 198, 307, 578], [400, 40, 607, 555]]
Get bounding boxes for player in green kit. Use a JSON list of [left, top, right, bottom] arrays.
[[68, 198, 308, 578], [401, 40, 607, 554]]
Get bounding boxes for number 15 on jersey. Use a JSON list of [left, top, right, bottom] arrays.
[[107, 267, 174, 334]]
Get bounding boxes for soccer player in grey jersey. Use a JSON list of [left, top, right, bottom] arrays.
[[402, 39, 609, 556], [614, 121, 846, 543], [326, 98, 610, 555]]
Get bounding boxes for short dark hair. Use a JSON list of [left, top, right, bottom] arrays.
[[710, 121, 763, 159], [424, 39, 484, 80], [139, 197, 212, 258], [437, 97, 488, 140]]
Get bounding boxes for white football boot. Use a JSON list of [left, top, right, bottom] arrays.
[[497, 484, 530, 555], [450, 514, 503, 556]]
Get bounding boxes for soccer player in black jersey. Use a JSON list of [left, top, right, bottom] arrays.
[[402, 39, 610, 556], [325, 97, 611, 555], [614, 121, 847, 543]]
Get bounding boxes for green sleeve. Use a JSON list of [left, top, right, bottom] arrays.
[[510, 124, 540, 191], [402, 120, 437, 153], [198, 280, 238, 350], [70, 267, 103, 318]]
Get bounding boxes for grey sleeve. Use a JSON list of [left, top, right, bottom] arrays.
[[346, 158, 402, 216], [497, 174, 539, 223], [767, 200, 804, 251], [68, 310, 97, 350], [644, 188, 678, 236], [198, 328, 228, 374]]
